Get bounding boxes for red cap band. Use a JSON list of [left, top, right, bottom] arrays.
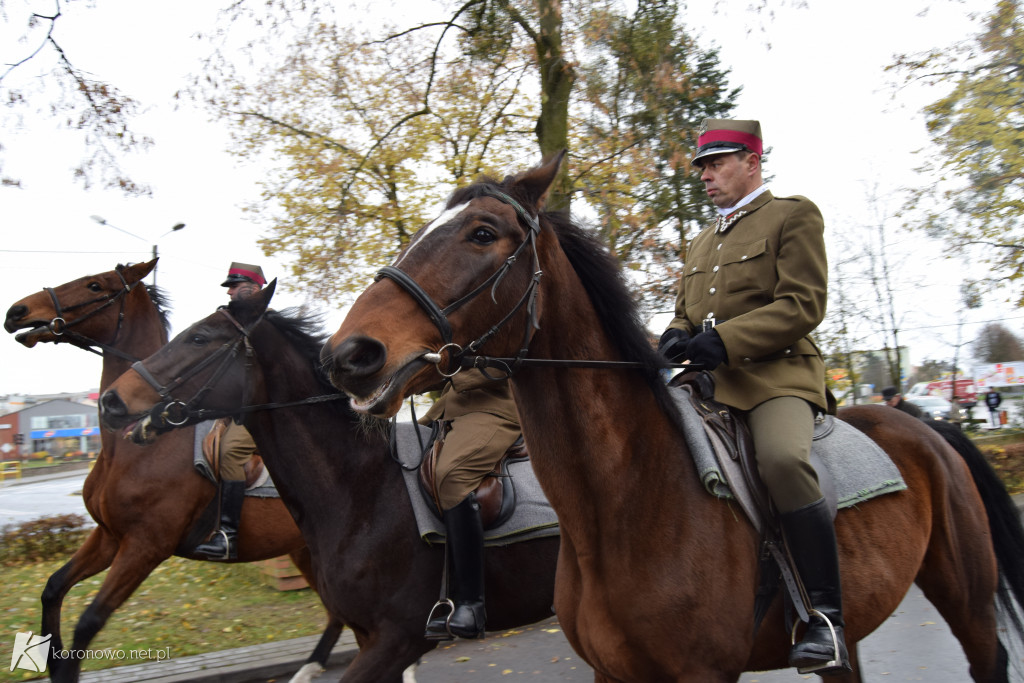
[[697, 129, 762, 156], [228, 267, 266, 286]]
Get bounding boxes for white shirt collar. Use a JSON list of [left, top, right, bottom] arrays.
[[716, 184, 769, 217]]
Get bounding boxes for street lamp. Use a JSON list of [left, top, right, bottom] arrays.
[[90, 216, 186, 286]]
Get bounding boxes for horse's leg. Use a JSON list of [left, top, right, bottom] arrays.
[[913, 488, 1006, 681], [53, 543, 169, 683], [41, 526, 118, 682], [287, 616, 344, 683], [335, 625, 434, 683], [285, 546, 346, 683]]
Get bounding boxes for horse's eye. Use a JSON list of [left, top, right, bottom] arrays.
[[189, 334, 208, 346], [87, 282, 103, 292], [469, 227, 497, 245]]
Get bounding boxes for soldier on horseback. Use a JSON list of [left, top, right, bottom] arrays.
[[659, 119, 850, 674]]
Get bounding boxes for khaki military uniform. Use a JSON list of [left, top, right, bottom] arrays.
[[220, 421, 257, 482], [420, 369, 521, 511], [669, 190, 828, 412], [669, 190, 828, 512]]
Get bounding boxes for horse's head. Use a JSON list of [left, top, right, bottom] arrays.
[[4, 259, 158, 348], [100, 281, 277, 444], [321, 152, 565, 418]]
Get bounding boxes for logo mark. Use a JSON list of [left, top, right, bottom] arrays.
[[10, 631, 51, 672]]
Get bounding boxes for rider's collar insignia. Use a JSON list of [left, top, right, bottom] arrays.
[[716, 210, 747, 234]]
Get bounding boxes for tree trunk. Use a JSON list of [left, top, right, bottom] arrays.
[[533, 0, 574, 211]]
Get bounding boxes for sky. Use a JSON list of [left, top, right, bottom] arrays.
[[0, 0, 1017, 397]]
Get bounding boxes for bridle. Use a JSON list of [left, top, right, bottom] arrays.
[[35, 265, 141, 362], [375, 186, 691, 377], [131, 306, 344, 429], [375, 186, 543, 379], [132, 307, 264, 428]]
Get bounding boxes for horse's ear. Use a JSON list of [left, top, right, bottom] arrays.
[[512, 149, 566, 212], [124, 258, 158, 283], [232, 279, 276, 325]]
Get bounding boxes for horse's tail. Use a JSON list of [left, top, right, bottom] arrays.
[[929, 421, 1024, 638]]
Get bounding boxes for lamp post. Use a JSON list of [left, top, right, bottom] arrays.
[[90, 216, 186, 286]]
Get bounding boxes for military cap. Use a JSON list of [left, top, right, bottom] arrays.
[[692, 118, 763, 166], [221, 262, 267, 287]]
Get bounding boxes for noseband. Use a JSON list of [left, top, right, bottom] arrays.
[[375, 187, 543, 378], [131, 307, 262, 428], [37, 265, 141, 361]]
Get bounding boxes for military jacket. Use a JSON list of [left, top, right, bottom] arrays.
[[668, 190, 828, 411]]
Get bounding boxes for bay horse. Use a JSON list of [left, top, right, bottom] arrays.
[[95, 286, 561, 683], [4, 260, 341, 683], [318, 153, 1024, 682]]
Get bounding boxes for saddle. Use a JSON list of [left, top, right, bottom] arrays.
[[419, 420, 527, 530], [201, 417, 266, 488]]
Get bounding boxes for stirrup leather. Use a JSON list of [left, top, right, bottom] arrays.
[[790, 608, 843, 674]]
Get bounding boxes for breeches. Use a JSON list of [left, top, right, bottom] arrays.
[[220, 422, 257, 482], [435, 412, 521, 511], [747, 396, 822, 513]]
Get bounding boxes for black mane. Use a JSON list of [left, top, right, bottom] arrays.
[[144, 284, 172, 336], [265, 307, 340, 394], [450, 176, 677, 417]]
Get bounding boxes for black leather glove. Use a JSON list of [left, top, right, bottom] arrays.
[[685, 329, 728, 370], [658, 328, 690, 362]]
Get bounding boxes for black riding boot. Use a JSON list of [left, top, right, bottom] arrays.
[[781, 498, 852, 675], [194, 480, 245, 560], [425, 493, 486, 639]]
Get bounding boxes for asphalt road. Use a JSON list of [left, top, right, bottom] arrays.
[[259, 584, 1021, 682]]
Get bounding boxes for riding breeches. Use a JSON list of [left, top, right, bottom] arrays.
[[434, 411, 521, 511], [219, 422, 257, 482], [747, 396, 822, 513]]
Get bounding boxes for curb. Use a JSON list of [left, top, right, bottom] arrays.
[[78, 631, 360, 683]]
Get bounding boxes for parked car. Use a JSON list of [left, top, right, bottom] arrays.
[[906, 396, 953, 421]]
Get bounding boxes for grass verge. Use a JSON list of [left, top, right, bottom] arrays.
[[1, 556, 328, 681]]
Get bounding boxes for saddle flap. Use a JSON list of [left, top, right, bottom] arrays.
[[419, 422, 525, 530]]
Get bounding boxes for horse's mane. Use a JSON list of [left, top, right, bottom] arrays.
[[451, 177, 678, 418], [144, 284, 172, 336], [226, 298, 339, 394]]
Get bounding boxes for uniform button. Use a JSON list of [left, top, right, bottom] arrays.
[[784, 348, 791, 355], [717, 244, 722, 250], [712, 266, 719, 273], [707, 311, 714, 318], [709, 287, 716, 294], [743, 357, 751, 362], [741, 255, 748, 260], [691, 266, 697, 272]]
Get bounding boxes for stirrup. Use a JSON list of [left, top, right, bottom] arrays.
[[424, 599, 455, 641], [790, 608, 846, 675], [194, 529, 232, 560]]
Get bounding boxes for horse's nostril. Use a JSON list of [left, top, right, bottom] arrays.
[[4, 304, 28, 332], [330, 336, 388, 378], [100, 390, 127, 419]]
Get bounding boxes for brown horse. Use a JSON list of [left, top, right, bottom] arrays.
[[95, 289, 561, 682], [318, 154, 1024, 682], [4, 260, 341, 683]]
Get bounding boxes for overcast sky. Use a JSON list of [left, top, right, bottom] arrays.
[[1, 0, 1016, 396]]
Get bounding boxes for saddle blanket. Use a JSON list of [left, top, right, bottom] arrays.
[[192, 420, 278, 498], [393, 421, 560, 547], [670, 387, 907, 509]]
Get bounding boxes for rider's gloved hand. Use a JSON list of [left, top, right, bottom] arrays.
[[658, 328, 690, 362], [685, 329, 727, 370]]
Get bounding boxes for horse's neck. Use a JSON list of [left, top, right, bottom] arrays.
[[511, 276, 700, 537], [97, 294, 166, 392], [248, 339, 398, 519]]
